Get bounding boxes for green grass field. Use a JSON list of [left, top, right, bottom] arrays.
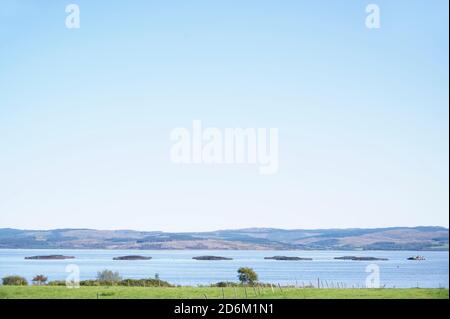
[[0, 286, 448, 299]]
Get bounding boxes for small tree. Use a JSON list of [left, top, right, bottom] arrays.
[[237, 267, 258, 285], [2, 275, 28, 286], [32, 275, 48, 286], [97, 269, 121, 285]]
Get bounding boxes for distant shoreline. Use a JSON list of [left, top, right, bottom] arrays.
[[0, 226, 448, 251]]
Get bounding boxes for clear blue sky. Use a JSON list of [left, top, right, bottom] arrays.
[[0, 0, 448, 231]]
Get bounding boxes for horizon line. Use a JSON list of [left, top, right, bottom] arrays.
[[1, 225, 448, 233]]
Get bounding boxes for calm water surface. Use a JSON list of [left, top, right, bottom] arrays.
[[0, 249, 448, 288]]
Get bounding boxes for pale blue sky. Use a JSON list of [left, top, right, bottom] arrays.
[[0, 0, 448, 231]]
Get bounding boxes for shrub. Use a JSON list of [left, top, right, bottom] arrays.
[[211, 281, 274, 288], [212, 281, 239, 287], [119, 278, 172, 287], [96, 269, 121, 285], [47, 278, 174, 287], [2, 275, 28, 286]]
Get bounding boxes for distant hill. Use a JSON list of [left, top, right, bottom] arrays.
[[0, 227, 447, 250]]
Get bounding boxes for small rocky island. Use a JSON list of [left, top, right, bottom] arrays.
[[334, 256, 388, 261], [192, 256, 233, 261], [113, 255, 152, 260], [264, 256, 313, 261], [407, 256, 426, 261], [25, 255, 75, 260]]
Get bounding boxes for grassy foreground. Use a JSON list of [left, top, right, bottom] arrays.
[[0, 286, 448, 299]]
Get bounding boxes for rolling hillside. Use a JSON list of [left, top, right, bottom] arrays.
[[0, 227, 447, 250]]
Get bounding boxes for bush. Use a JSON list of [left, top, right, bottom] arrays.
[[46, 278, 174, 287], [119, 278, 172, 287], [48, 278, 173, 287], [212, 281, 240, 287], [2, 275, 28, 286], [96, 269, 121, 285], [211, 281, 274, 287]]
